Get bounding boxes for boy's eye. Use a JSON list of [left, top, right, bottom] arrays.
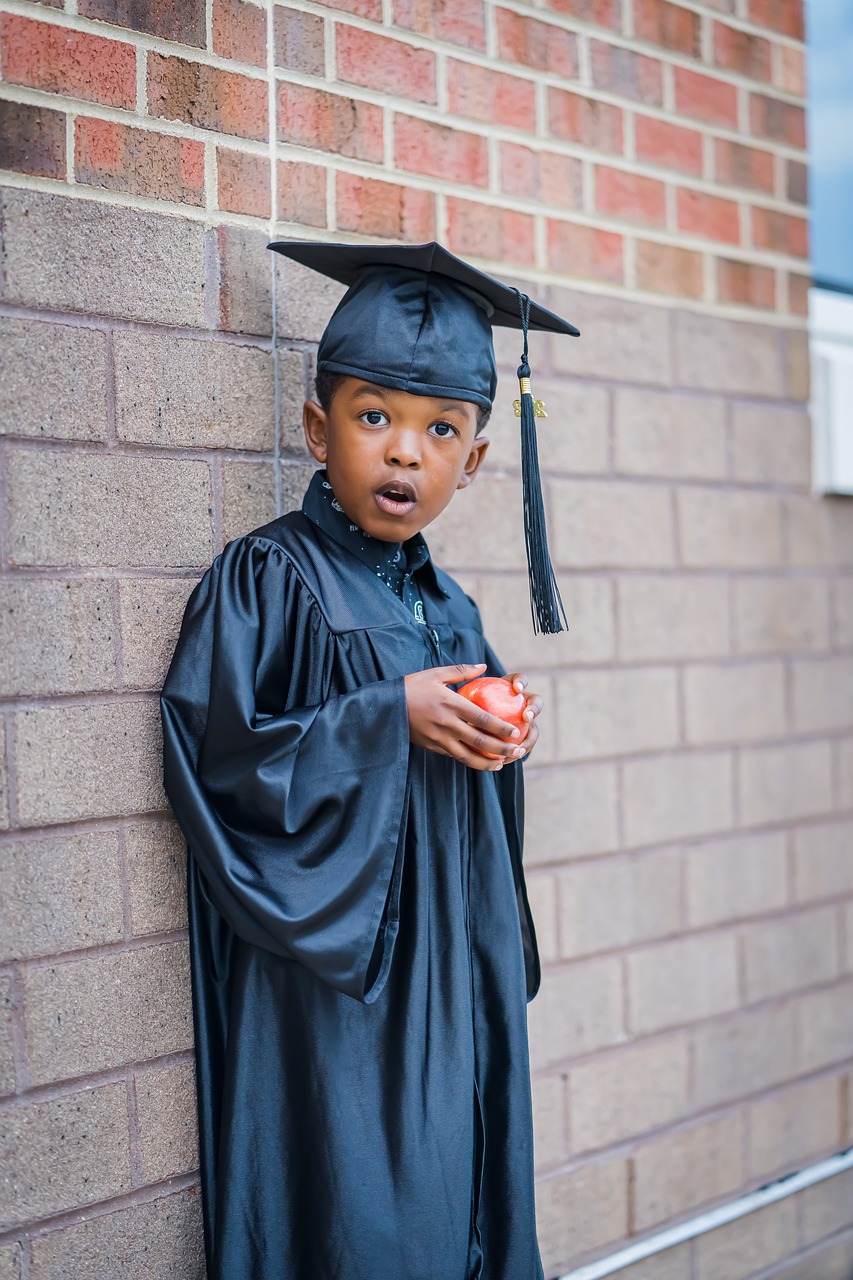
[[429, 421, 458, 439], [360, 410, 389, 427]]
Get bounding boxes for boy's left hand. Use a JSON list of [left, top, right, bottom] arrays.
[[505, 673, 543, 758]]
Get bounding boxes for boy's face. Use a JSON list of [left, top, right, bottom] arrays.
[[303, 377, 490, 542]]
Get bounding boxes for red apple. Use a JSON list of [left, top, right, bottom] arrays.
[[456, 676, 529, 759]]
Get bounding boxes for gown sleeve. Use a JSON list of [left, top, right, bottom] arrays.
[[159, 535, 411, 1004]]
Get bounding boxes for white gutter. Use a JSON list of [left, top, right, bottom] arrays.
[[557, 1147, 853, 1280]]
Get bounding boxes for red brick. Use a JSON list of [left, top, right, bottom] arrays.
[[336, 172, 435, 242], [717, 257, 776, 308], [787, 272, 809, 315], [394, 115, 489, 187], [448, 60, 536, 130], [336, 27, 437, 106], [774, 44, 805, 97], [213, 0, 267, 67], [278, 159, 327, 227], [393, 0, 486, 51], [677, 188, 740, 244], [595, 166, 666, 226], [787, 159, 807, 205], [277, 83, 383, 161], [715, 139, 775, 194], [713, 21, 771, 80], [0, 100, 66, 179], [543, 0, 621, 28], [547, 219, 624, 282], [752, 206, 808, 258], [1, 14, 136, 110], [446, 198, 536, 268], [674, 66, 738, 127], [75, 117, 205, 205], [750, 93, 806, 147], [274, 7, 324, 75], [635, 115, 702, 176], [499, 143, 583, 210], [217, 147, 271, 217], [748, 0, 804, 41], [313, 0, 380, 16], [548, 89, 623, 153], [496, 9, 579, 77], [636, 239, 704, 298], [148, 53, 267, 141], [634, 0, 701, 57], [79, 0, 205, 46], [591, 40, 663, 106]]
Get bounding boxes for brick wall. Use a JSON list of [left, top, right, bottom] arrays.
[[0, 0, 851, 1276]]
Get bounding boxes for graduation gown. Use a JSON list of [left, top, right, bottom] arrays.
[[159, 475, 544, 1280]]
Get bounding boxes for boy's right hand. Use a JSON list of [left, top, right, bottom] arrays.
[[404, 663, 528, 772]]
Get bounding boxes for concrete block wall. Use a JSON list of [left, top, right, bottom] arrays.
[[0, 0, 851, 1276]]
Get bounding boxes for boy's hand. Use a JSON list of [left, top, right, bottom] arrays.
[[404, 663, 529, 772], [504, 673, 543, 758]]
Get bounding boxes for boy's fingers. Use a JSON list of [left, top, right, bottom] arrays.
[[457, 722, 527, 759], [524, 693, 544, 720], [506, 672, 528, 693], [452, 694, 521, 739], [436, 663, 488, 686]]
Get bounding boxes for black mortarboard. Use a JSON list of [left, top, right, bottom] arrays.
[[267, 239, 580, 635]]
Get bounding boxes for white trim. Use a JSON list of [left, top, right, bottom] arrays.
[[557, 1147, 853, 1280]]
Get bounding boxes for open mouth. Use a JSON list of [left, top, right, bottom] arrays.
[[375, 481, 417, 516]]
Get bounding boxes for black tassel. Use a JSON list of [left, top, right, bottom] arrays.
[[512, 288, 568, 636]]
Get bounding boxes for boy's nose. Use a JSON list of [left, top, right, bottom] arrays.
[[386, 430, 421, 467]]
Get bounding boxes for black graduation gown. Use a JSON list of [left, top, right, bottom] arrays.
[[159, 506, 544, 1280]]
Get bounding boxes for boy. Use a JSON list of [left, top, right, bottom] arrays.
[[160, 242, 578, 1280]]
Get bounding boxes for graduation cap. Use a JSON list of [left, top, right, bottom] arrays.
[[267, 239, 580, 636]]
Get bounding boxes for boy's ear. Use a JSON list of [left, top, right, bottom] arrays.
[[303, 399, 329, 463], [456, 435, 490, 490]]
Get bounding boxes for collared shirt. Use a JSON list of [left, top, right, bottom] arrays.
[[302, 468, 433, 625]]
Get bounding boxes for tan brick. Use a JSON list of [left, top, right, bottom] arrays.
[[0, 1244, 20, 1280], [785, 495, 853, 569], [618, 575, 730, 661], [747, 1076, 841, 1180], [685, 830, 787, 928], [550, 479, 675, 569], [840, 738, 853, 811], [0, 318, 107, 442], [732, 402, 811, 486], [14, 699, 165, 826], [673, 310, 782, 396], [23, 941, 192, 1086], [743, 906, 839, 1003], [0, 1083, 130, 1230], [800, 1166, 853, 1246], [217, 224, 273, 337], [627, 931, 739, 1034], [616, 1246, 692, 1280], [7, 450, 213, 568], [550, 286, 671, 385], [114, 332, 274, 451], [0, 726, 8, 831], [846, 904, 853, 973], [734, 577, 831, 653], [428, 474, 527, 572], [623, 750, 734, 846], [0, 189, 206, 327], [279, 460, 317, 516], [524, 763, 618, 865], [834, 579, 853, 646], [634, 1111, 744, 1230], [614, 388, 728, 479], [767, 1235, 853, 1280], [525, 873, 559, 964], [274, 252, 347, 344], [684, 659, 786, 744], [692, 1002, 796, 1108], [794, 982, 853, 1073], [487, 376, 609, 475], [28, 1188, 204, 1280], [126, 820, 188, 937], [135, 1060, 198, 1182], [739, 739, 833, 826], [0, 578, 117, 697], [556, 667, 679, 761], [279, 347, 313, 455], [557, 849, 680, 958], [477, 572, 614, 670], [118, 577, 197, 691], [535, 1158, 628, 1277], [527, 958, 624, 1068], [221, 460, 277, 543], [678, 488, 783, 568], [531, 1071, 567, 1169], [0, 978, 15, 1097], [0, 831, 123, 963], [568, 1034, 689, 1152], [791, 657, 853, 733], [694, 1198, 797, 1280], [793, 819, 853, 902]]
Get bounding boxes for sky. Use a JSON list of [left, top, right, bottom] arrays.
[[806, 0, 853, 291]]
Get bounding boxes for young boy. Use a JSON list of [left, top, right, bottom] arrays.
[[160, 242, 578, 1280]]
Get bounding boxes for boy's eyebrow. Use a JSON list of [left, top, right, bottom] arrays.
[[350, 385, 470, 414]]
